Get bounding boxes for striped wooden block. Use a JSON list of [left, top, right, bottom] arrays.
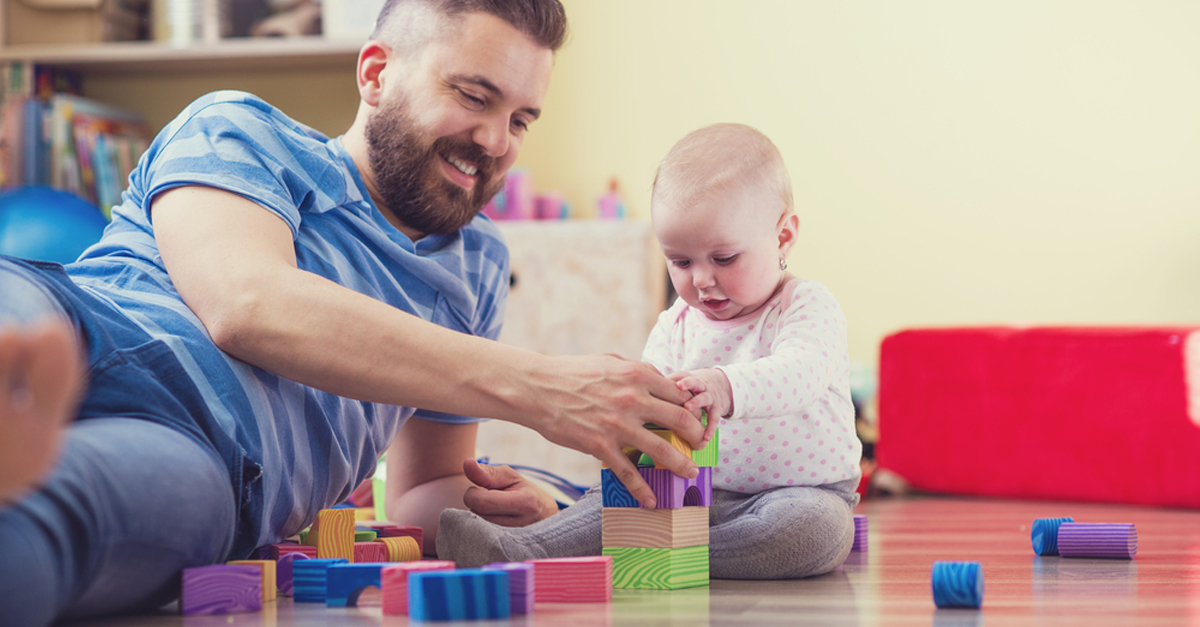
[[315, 509, 356, 561], [1057, 523, 1138, 559], [375, 536, 422, 562], [269, 543, 316, 560], [640, 467, 712, 509], [354, 541, 388, 563], [226, 560, 276, 602], [380, 560, 456, 615], [647, 428, 694, 467], [601, 469, 639, 508], [483, 562, 535, 614], [408, 569, 510, 621], [326, 563, 384, 607], [603, 545, 709, 590], [292, 558, 348, 603], [180, 564, 262, 616], [527, 555, 613, 603], [602, 506, 709, 549], [691, 434, 719, 468]]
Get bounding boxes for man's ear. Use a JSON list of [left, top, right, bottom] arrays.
[[777, 212, 799, 257], [357, 41, 392, 107]]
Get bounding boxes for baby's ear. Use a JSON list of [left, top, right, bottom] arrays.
[[777, 212, 800, 254]]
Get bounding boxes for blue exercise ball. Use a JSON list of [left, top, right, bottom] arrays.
[[0, 186, 109, 264]]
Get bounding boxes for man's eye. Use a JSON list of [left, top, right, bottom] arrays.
[[461, 90, 485, 106], [511, 118, 529, 132]]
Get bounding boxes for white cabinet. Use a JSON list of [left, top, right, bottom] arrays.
[[475, 220, 668, 488]]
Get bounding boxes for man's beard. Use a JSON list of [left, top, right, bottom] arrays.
[[364, 96, 504, 235]]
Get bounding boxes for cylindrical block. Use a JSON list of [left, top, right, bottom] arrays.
[[1030, 517, 1074, 555], [1057, 523, 1137, 559], [852, 515, 869, 551], [931, 561, 983, 609]]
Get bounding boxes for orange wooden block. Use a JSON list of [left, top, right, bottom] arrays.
[[315, 508, 356, 561], [375, 536, 422, 562], [226, 560, 277, 602]]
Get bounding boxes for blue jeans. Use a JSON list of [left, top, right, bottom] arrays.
[[0, 260, 237, 627]]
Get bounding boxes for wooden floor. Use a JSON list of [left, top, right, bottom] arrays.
[[79, 495, 1200, 626]]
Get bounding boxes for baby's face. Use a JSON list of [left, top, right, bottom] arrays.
[[654, 185, 790, 321]]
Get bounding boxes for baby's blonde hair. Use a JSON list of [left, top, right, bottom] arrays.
[[652, 123, 793, 219]]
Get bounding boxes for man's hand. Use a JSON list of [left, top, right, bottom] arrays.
[[460, 459, 558, 526], [668, 368, 731, 444], [515, 354, 704, 509]]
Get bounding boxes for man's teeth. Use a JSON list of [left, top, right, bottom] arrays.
[[445, 154, 477, 176]]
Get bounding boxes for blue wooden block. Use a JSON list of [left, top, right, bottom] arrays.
[[601, 468, 639, 508], [326, 563, 384, 607], [292, 558, 348, 603], [931, 561, 983, 609], [1031, 517, 1074, 556], [408, 569, 510, 621]]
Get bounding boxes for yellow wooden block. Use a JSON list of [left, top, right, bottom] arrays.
[[316, 508, 356, 562], [602, 506, 709, 549], [649, 428, 693, 469], [355, 507, 375, 522], [375, 535, 422, 562], [227, 559, 277, 602]]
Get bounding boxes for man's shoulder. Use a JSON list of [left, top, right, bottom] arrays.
[[163, 90, 330, 145]]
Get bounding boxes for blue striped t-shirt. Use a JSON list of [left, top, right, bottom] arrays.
[[66, 91, 510, 550]]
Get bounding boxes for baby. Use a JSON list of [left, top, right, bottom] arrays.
[[439, 123, 862, 579]]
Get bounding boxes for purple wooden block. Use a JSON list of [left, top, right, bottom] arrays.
[[1057, 523, 1137, 559], [483, 562, 535, 614], [181, 565, 262, 616], [638, 467, 712, 509], [852, 515, 869, 551], [276, 552, 310, 597]]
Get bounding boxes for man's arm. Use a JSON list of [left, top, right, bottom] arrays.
[[151, 185, 703, 506]]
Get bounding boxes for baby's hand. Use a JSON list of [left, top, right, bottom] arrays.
[[667, 368, 731, 444]]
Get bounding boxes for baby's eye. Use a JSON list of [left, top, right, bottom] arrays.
[[671, 259, 691, 269], [714, 255, 737, 265]]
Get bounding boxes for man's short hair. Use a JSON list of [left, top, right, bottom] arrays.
[[653, 123, 794, 218], [373, 0, 568, 53]]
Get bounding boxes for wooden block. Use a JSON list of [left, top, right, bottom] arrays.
[[602, 507, 709, 549], [292, 558, 348, 603], [640, 467, 712, 509], [315, 509, 356, 561], [361, 523, 424, 553], [354, 541, 388, 563], [180, 564, 262, 616], [354, 530, 378, 542], [380, 560, 456, 615], [408, 569, 510, 621], [527, 556, 613, 603], [601, 468, 639, 508], [269, 543, 316, 560], [355, 507, 375, 522], [326, 563, 384, 607], [648, 428, 694, 468], [603, 545, 709, 590], [692, 433, 719, 468], [375, 536, 421, 562], [227, 560, 277, 602], [483, 562, 535, 614]]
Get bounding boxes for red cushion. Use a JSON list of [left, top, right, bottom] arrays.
[[878, 327, 1200, 508]]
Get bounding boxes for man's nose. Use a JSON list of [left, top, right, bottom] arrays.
[[473, 115, 510, 158]]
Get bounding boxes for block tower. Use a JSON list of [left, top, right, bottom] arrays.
[[600, 418, 717, 589]]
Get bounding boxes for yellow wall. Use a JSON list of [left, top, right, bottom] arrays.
[[517, 1, 1200, 365]]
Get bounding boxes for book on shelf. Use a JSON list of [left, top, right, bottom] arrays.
[[0, 70, 150, 218]]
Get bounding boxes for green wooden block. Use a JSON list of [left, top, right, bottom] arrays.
[[354, 530, 378, 542], [692, 433, 718, 468], [603, 545, 709, 589]]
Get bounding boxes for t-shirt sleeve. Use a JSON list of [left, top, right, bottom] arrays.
[[138, 96, 336, 239]]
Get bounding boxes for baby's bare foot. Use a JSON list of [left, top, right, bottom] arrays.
[[0, 322, 84, 504]]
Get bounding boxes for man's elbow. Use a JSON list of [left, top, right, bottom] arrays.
[[202, 285, 271, 357]]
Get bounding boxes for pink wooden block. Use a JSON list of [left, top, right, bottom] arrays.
[[380, 561, 456, 615], [270, 543, 316, 560], [528, 556, 613, 603], [354, 542, 388, 563]]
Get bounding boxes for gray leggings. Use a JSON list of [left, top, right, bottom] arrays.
[[438, 479, 859, 580]]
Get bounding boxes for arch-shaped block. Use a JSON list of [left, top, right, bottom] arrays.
[[326, 563, 384, 607], [639, 467, 712, 509]]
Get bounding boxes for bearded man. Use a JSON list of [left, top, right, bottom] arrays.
[[0, 2, 705, 625]]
